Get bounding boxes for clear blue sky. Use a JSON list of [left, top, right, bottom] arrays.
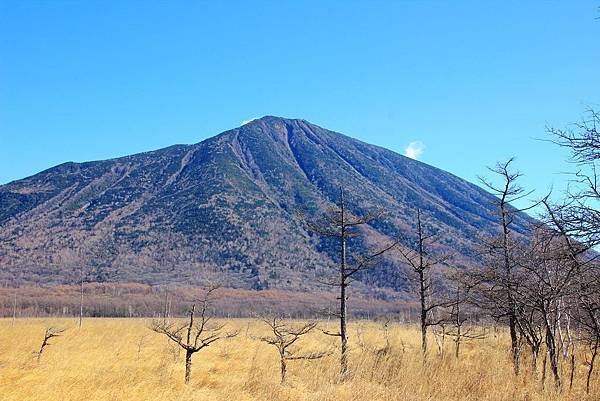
[[1, 1, 599, 208]]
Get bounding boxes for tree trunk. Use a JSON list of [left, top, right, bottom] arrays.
[[501, 203, 520, 375], [185, 350, 193, 384], [340, 282, 348, 377], [419, 270, 428, 359], [339, 191, 348, 378], [546, 325, 561, 387], [417, 209, 428, 360], [587, 339, 598, 394], [79, 267, 84, 329], [509, 314, 520, 375], [455, 329, 461, 359], [531, 345, 539, 376], [569, 353, 575, 392], [12, 290, 16, 327], [280, 356, 287, 384], [542, 352, 547, 390]]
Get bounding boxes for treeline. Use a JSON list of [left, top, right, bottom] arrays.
[[0, 283, 411, 319]]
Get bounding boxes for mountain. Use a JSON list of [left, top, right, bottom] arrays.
[[0, 116, 529, 295]]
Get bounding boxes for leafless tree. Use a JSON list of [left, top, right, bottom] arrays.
[[355, 319, 395, 379], [150, 286, 238, 384], [550, 109, 600, 165], [395, 208, 452, 359], [515, 222, 587, 387], [79, 265, 84, 328], [355, 318, 392, 358], [547, 109, 600, 247], [35, 327, 65, 363], [542, 199, 599, 391], [11, 289, 17, 327], [514, 300, 544, 375], [136, 333, 149, 361], [255, 317, 328, 383], [476, 158, 535, 375], [546, 111, 600, 391], [442, 279, 486, 359], [571, 266, 600, 394], [300, 188, 397, 378]]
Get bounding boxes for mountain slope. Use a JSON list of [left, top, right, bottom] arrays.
[[0, 116, 529, 293]]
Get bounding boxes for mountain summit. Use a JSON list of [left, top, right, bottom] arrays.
[[0, 116, 528, 292]]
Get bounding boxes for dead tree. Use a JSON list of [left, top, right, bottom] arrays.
[[533, 109, 600, 393], [442, 281, 486, 359], [300, 188, 397, 378], [150, 286, 238, 384], [256, 317, 328, 383], [516, 223, 585, 387], [573, 271, 600, 394], [548, 109, 600, 247], [35, 327, 65, 363], [395, 208, 451, 360], [543, 202, 599, 391], [514, 303, 544, 375], [548, 109, 600, 392], [79, 265, 84, 328], [477, 158, 535, 375], [355, 319, 394, 378], [12, 289, 17, 327]]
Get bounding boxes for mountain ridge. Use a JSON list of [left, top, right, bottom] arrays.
[[0, 116, 530, 295]]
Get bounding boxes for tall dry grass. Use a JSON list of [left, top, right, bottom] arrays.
[[0, 318, 596, 401]]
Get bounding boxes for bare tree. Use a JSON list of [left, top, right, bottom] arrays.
[[548, 109, 600, 247], [255, 317, 328, 383], [79, 265, 84, 328], [550, 109, 600, 164], [546, 112, 600, 391], [477, 158, 534, 375], [516, 222, 586, 387], [35, 327, 65, 363], [395, 208, 452, 359], [150, 286, 238, 384], [300, 188, 397, 378], [571, 266, 600, 394], [542, 199, 599, 390], [442, 279, 486, 359], [355, 319, 395, 378], [11, 289, 17, 327]]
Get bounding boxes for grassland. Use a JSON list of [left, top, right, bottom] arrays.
[[0, 318, 596, 401]]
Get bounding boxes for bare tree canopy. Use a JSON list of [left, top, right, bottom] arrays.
[[467, 158, 536, 375], [35, 326, 65, 363], [395, 208, 452, 359], [255, 317, 328, 383], [299, 188, 397, 378], [150, 285, 238, 384]]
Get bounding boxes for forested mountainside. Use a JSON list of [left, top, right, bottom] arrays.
[[0, 116, 530, 295]]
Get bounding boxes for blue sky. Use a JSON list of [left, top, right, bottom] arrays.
[[1, 1, 599, 209]]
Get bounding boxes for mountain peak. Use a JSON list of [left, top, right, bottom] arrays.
[[0, 117, 530, 293], [240, 115, 311, 128]]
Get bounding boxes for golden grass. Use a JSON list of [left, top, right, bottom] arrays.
[[0, 318, 596, 401]]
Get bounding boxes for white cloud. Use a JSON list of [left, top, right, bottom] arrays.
[[404, 141, 425, 160], [240, 117, 258, 126]]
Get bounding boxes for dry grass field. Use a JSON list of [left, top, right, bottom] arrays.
[[0, 318, 597, 401]]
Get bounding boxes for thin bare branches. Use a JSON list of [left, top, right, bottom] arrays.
[[395, 208, 453, 359], [299, 187, 396, 378], [150, 285, 238, 384], [549, 109, 600, 164], [35, 327, 65, 363], [255, 317, 329, 383]]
